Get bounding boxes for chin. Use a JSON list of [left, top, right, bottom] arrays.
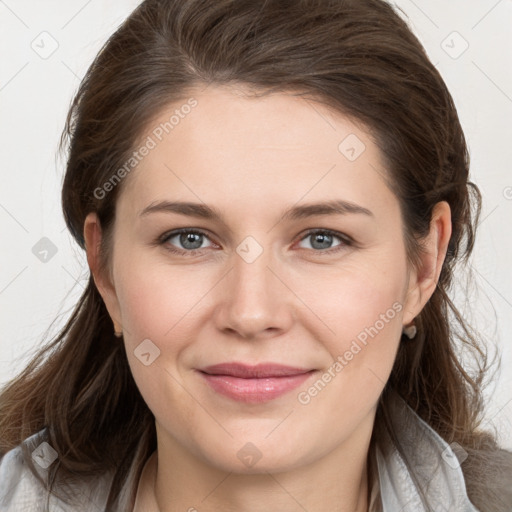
[[192, 434, 317, 475]]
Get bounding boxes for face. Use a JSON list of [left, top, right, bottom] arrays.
[[90, 84, 426, 474]]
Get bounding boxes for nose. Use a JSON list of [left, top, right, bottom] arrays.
[[213, 244, 294, 340]]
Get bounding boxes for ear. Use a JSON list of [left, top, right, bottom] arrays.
[[83, 212, 123, 333], [402, 201, 452, 325]]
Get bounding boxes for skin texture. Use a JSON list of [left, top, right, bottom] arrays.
[[84, 84, 451, 512]]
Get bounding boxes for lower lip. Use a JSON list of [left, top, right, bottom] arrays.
[[198, 371, 315, 404]]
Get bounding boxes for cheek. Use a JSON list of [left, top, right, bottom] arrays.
[[294, 257, 407, 382], [291, 263, 406, 439], [113, 256, 212, 434], [114, 252, 217, 343]]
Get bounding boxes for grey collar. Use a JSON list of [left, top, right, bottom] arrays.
[[369, 391, 479, 512]]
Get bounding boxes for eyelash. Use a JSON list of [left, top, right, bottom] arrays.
[[157, 228, 354, 256]]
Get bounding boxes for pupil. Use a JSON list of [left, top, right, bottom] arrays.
[[181, 233, 202, 249], [312, 233, 332, 249]]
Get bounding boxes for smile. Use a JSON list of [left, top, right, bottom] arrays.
[[197, 363, 317, 403]]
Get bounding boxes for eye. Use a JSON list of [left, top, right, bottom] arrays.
[[159, 228, 215, 254], [157, 227, 352, 256], [296, 229, 352, 253]]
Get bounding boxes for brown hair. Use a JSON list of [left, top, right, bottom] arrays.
[[1, 0, 511, 510]]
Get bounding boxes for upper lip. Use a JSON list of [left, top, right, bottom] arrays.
[[199, 362, 314, 378]]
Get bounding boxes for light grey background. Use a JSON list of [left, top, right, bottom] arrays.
[[1, 0, 511, 449]]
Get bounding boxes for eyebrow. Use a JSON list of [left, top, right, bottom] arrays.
[[139, 199, 374, 221]]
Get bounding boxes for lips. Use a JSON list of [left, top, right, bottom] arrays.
[[197, 362, 316, 403], [200, 362, 313, 378]]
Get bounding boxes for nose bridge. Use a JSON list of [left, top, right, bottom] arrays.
[[215, 237, 291, 338]]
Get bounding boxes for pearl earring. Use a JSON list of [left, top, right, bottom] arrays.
[[113, 320, 123, 338], [402, 321, 417, 340]]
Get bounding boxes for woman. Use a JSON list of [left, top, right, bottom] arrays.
[[0, 0, 511, 510]]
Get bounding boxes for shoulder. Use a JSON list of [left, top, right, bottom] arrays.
[[376, 392, 481, 511], [0, 430, 49, 511], [378, 391, 512, 511], [0, 429, 113, 512]]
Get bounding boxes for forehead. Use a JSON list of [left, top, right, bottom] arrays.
[[119, 84, 396, 220]]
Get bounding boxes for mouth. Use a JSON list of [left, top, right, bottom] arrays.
[[197, 362, 317, 403]]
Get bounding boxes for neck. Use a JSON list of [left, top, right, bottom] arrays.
[[140, 412, 375, 512]]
